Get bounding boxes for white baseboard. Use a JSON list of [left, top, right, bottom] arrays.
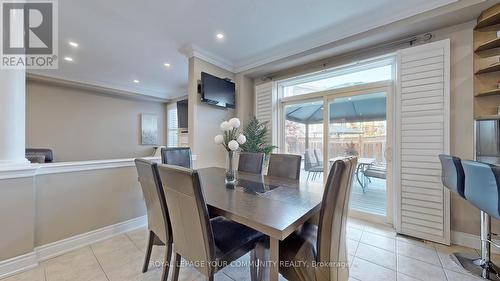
[[0, 252, 38, 280], [36, 215, 147, 261], [451, 230, 500, 254], [0, 215, 147, 279]]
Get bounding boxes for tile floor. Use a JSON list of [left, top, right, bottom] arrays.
[[1, 218, 492, 281]]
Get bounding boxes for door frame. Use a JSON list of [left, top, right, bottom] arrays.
[[279, 80, 395, 225]]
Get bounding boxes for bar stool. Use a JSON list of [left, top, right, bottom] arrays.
[[462, 160, 500, 280]]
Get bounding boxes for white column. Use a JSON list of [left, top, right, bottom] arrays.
[[0, 68, 28, 165]]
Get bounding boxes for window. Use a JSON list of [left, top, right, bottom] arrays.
[[167, 103, 178, 147], [281, 63, 392, 98]]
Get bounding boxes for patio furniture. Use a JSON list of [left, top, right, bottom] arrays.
[[364, 163, 387, 181], [330, 157, 375, 192], [304, 149, 323, 181]]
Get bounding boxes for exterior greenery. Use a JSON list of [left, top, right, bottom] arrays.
[[240, 117, 276, 158]]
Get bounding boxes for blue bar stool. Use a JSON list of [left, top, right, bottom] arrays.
[[462, 160, 500, 280]]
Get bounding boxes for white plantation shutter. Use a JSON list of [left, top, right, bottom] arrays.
[[167, 103, 178, 147], [255, 81, 278, 146], [395, 39, 450, 244]]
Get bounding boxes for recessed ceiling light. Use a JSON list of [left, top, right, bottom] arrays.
[[216, 33, 224, 40], [69, 41, 79, 47], [164, 63, 171, 68], [133, 79, 140, 83], [64, 57, 73, 62]]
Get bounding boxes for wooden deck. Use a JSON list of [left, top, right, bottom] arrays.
[[300, 169, 386, 217]]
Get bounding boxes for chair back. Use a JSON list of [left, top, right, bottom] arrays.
[[238, 152, 265, 174], [438, 154, 465, 198], [157, 164, 215, 276], [134, 159, 171, 244], [304, 149, 318, 171], [316, 157, 357, 281], [462, 160, 500, 220], [161, 147, 192, 168], [267, 153, 302, 180], [314, 148, 324, 165], [26, 148, 53, 163]]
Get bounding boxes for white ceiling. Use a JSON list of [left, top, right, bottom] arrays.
[[30, 0, 460, 100]]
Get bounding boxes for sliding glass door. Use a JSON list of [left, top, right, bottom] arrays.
[[327, 90, 392, 221], [280, 83, 393, 222]]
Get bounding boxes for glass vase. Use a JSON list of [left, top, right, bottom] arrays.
[[225, 151, 237, 185]]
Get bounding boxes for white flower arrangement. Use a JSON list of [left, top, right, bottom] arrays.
[[214, 117, 246, 151]]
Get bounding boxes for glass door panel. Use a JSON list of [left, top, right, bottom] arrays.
[[282, 100, 324, 183], [328, 92, 388, 217]]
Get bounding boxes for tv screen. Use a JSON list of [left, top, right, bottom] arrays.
[[176, 99, 188, 129], [201, 72, 235, 108]]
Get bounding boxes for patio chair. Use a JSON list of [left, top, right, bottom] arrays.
[[362, 162, 387, 192], [304, 149, 323, 181]]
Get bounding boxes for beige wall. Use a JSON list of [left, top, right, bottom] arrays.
[[26, 81, 167, 162], [188, 57, 236, 168], [34, 166, 146, 245], [0, 177, 35, 261], [235, 73, 255, 127]]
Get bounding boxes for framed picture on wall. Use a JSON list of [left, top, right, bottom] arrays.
[[141, 114, 158, 145]]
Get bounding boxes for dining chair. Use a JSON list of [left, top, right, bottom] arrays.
[[267, 153, 302, 180], [161, 147, 192, 168], [134, 159, 172, 281], [276, 157, 357, 281], [157, 164, 265, 281], [238, 152, 265, 174]]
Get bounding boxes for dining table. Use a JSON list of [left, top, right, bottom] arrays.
[[197, 167, 324, 281]]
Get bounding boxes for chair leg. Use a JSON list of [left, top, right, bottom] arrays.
[[171, 252, 181, 281], [250, 250, 257, 281], [161, 243, 173, 281], [142, 230, 155, 273], [307, 172, 310, 181]]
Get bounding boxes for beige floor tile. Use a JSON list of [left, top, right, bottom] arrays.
[[359, 232, 396, 252], [0, 266, 45, 281], [397, 255, 447, 281], [221, 253, 252, 281], [396, 235, 435, 250], [347, 227, 363, 241], [126, 228, 149, 252], [91, 234, 137, 257], [43, 247, 108, 281], [444, 269, 485, 281], [355, 243, 396, 270], [350, 257, 396, 281], [434, 244, 478, 274], [362, 222, 397, 238], [94, 245, 144, 274], [106, 263, 163, 281], [397, 273, 420, 281], [347, 239, 359, 256], [347, 219, 366, 231], [396, 240, 440, 265]]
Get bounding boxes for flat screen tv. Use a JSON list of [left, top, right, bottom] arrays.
[[200, 72, 235, 108], [176, 99, 188, 129]]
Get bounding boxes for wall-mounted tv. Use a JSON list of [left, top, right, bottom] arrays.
[[200, 72, 235, 108]]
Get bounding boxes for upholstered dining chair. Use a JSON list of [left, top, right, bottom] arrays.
[[161, 147, 192, 168], [267, 153, 302, 180], [157, 164, 265, 281], [273, 157, 357, 281], [134, 159, 172, 281], [238, 152, 265, 174]]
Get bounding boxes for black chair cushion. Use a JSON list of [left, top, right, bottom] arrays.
[[210, 216, 264, 261]]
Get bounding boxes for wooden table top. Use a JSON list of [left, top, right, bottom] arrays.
[[197, 167, 324, 240]]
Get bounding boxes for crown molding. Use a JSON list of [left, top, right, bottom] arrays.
[[27, 73, 170, 103], [180, 44, 235, 73]]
